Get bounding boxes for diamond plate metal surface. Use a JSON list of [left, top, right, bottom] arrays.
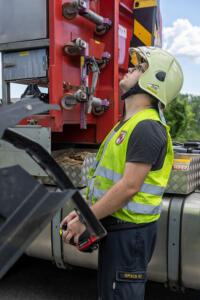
[[166, 154, 200, 195], [62, 154, 96, 188], [37, 153, 96, 187], [39, 152, 200, 194]]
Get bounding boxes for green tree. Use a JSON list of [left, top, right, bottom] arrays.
[[164, 94, 194, 142], [183, 95, 200, 141]]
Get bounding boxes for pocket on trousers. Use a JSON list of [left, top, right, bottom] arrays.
[[113, 269, 146, 300]]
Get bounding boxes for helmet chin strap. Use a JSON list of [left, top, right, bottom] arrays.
[[158, 102, 167, 125], [121, 82, 151, 120], [121, 83, 167, 125], [121, 82, 147, 100]]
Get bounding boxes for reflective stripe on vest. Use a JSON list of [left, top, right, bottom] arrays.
[[88, 166, 165, 196], [140, 183, 165, 196], [124, 200, 163, 215], [92, 181, 164, 199], [91, 187, 162, 215], [92, 187, 105, 199], [88, 167, 122, 187], [91, 159, 98, 170], [88, 130, 116, 203], [95, 166, 123, 183], [88, 177, 92, 187]]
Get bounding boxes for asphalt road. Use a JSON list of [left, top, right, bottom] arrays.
[[0, 255, 199, 300]]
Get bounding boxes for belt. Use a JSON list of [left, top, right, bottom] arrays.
[[101, 216, 149, 232]]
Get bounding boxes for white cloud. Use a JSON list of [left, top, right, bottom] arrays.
[[163, 18, 200, 64]]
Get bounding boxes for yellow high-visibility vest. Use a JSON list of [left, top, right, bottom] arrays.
[[86, 108, 173, 223]]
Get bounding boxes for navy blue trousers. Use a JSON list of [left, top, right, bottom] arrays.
[[98, 221, 157, 300]]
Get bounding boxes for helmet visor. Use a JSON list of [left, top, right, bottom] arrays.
[[129, 47, 155, 66]]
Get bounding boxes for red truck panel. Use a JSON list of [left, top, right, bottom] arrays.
[[21, 0, 161, 144], [48, 0, 133, 144]]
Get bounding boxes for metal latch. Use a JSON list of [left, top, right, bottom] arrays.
[[62, 0, 112, 35], [61, 38, 110, 127]]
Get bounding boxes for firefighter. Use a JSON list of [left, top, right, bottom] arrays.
[[61, 47, 183, 300]]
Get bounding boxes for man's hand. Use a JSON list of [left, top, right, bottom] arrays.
[[60, 210, 86, 244], [60, 210, 78, 229], [62, 216, 86, 244]]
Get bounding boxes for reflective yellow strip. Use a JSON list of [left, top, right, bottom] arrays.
[[174, 159, 190, 163], [19, 51, 29, 56], [146, 86, 158, 94], [133, 0, 157, 9], [134, 19, 152, 45], [81, 56, 85, 68]]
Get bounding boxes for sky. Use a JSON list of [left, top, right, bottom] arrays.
[[160, 0, 200, 95], [0, 1, 200, 98]]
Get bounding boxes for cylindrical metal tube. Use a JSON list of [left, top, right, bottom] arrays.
[[80, 10, 104, 25]]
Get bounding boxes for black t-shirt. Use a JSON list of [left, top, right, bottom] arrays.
[[114, 119, 167, 171]]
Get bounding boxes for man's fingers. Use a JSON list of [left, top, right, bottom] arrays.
[[67, 216, 79, 228], [61, 215, 86, 246], [60, 210, 78, 228], [62, 229, 74, 244], [66, 211, 78, 223], [60, 217, 67, 228]]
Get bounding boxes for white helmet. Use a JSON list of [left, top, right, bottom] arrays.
[[129, 47, 184, 106]]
